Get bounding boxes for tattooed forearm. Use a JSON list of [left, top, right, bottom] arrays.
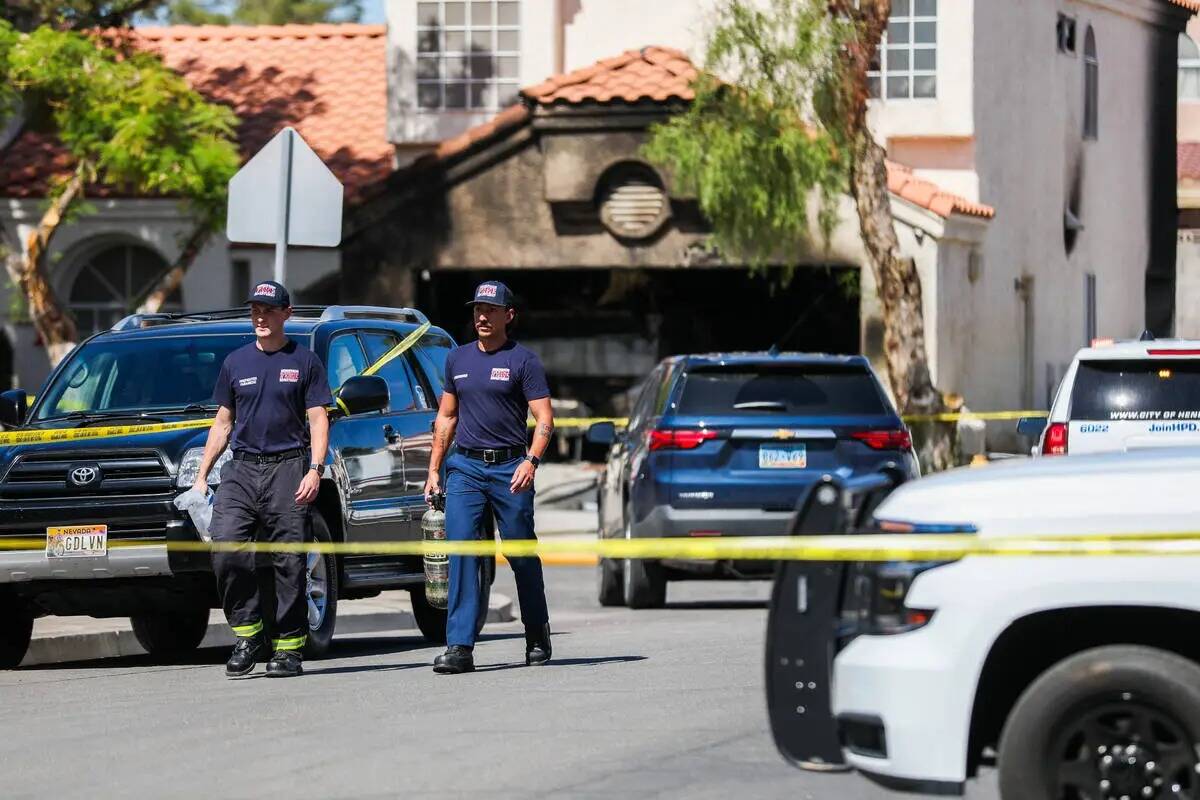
[[536, 422, 553, 440]]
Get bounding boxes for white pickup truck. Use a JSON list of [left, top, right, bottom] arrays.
[[767, 449, 1200, 799]]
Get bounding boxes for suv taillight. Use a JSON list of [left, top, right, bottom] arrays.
[[648, 429, 717, 451], [850, 429, 912, 450], [1042, 422, 1068, 455]]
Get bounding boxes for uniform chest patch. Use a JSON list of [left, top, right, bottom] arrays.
[[279, 369, 300, 383], [238, 377, 257, 387], [490, 367, 510, 381]]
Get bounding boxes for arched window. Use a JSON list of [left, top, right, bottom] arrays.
[[1181, 33, 1200, 100], [68, 242, 180, 334], [1083, 26, 1098, 139]]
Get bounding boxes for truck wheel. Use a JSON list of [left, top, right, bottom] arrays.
[[622, 509, 665, 609], [598, 558, 625, 607], [998, 645, 1200, 800], [302, 511, 338, 659], [410, 555, 494, 645], [0, 599, 33, 669], [131, 604, 210, 659]]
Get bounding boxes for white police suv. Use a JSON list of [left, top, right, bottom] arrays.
[[768, 449, 1200, 799], [1019, 336, 1200, 455]]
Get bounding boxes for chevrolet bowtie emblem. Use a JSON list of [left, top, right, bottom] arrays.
[[774, 429, 794, 440]]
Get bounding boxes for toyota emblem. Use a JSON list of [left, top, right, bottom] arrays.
[[69, 465, 100, 487]]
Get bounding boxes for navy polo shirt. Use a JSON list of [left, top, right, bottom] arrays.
[[444, 340, 550, 450], [213, 339, 333, 455]]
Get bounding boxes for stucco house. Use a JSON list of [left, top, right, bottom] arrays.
[[0, 23, 392, 389]]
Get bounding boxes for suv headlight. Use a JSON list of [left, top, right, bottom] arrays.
[[177, 447, 232, 488], [841, 560, 945, 636]]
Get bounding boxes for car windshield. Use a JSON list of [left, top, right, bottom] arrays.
[[676, 365, 889, 416], [1070, 359, 1200, 421], [34, 334, 262, 421]]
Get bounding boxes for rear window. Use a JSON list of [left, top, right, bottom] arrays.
[[1071, 359, 1200, 421], [676, 366, 889, 416]]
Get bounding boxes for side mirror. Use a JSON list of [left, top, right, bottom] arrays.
[[335, 375, 389, 416], [586, 421, 617, 445], [0, 389, 28, 428], [1016, 417, 1048, 439]]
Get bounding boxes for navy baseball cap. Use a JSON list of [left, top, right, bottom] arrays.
[[466, 280, 514, 307], [245, 280, 291, 308]]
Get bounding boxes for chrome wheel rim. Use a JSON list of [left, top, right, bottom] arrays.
[[306, 551, 327, 630]]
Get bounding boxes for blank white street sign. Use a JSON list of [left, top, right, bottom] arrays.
[[226, 127, 343, 283]]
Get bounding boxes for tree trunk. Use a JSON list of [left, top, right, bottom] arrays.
[[135, 225, 211, 314], [20, 168, 83, 367], [848, 131, 955, 472]]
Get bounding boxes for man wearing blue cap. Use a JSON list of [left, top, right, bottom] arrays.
[[424, 280, 555, 673], [190, 280, 332, 678]]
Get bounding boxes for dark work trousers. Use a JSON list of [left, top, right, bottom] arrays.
[[210, 453, 310, 651], [444, 452, 548, 647]]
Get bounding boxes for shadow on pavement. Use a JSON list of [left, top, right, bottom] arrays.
[[472, 655, 647, 673], [662, 599, 767, 610]]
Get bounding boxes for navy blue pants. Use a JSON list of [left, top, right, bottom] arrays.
[[444, 452, 548, 647]]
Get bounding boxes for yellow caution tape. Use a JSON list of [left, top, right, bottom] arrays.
[[6, 532, 1200, 561], [0, 418, 213, 446], [0, 322, 434, 447], [362, 321, 431, 377]]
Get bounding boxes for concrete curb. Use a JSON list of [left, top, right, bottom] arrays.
[[20, 592, 514, 668]]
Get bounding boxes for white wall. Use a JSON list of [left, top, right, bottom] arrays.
[[969, 0, 1177, 420]]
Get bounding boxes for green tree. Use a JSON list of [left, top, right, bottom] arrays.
[[645, 0, 954, 469], [160, 0, 363, 25], [0, 21, 239, 365], [2, 1, 165, 31]]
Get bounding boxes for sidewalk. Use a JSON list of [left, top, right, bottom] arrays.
[[21, 591, 514, 668]]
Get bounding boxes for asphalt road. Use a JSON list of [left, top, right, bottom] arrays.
[[0, 567, 1001, 799]]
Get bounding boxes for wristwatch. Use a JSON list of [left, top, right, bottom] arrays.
[[310, 463, 325, 476], [524, 454, 540, 468]]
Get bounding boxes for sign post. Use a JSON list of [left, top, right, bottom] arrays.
[[226, 127, 343, 286]]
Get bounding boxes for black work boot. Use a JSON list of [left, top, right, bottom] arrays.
[[525, 623, 552, 666], [266, 650, 304, 678], [433, 645, 475, 674], [225, 634, 265, 677]]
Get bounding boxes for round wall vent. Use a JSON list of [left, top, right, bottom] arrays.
[[597, 164, 669, 240]]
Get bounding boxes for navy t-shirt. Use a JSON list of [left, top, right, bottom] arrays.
[[444, 340, 550, 450], [213, 339, 333, 455]]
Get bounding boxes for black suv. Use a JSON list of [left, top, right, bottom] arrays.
[[0, 305, 493, 668]]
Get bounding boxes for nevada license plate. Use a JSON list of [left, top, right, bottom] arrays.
[[759, 444, 807, 469], [46, 525, 107, 558]]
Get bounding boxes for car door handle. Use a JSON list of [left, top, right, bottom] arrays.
[[383, 424, 401, 444]]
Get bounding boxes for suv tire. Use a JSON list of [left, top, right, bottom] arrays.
[[0, 598, 34, 669], [622, 509, 665, 609], [302, 511, 339, 659], [598, 558, 624, 606], [131, 605, 210, 659], [998, 645, 1200, 800]]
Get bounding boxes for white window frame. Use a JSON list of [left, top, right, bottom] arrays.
[[1181, 33, 1200, 101], [867, 0, 938, 101], [416, 0, 521, 112]]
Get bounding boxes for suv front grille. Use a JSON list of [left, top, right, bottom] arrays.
[[0, 450, 173, 500]]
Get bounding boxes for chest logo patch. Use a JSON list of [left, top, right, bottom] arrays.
[[279, 369, 300, 383], [490, 367, 510, 381], [454, 373, 469, 380], [238, 377, 257, 387]]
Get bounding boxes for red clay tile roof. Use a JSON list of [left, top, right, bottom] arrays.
[[0, 24, 390, 202], [523, 46, 697, 105], [885, 161, 995, 219], [1171, 0, 1200, 13], [1180, 142, 1200, 181], [429, 48, 994, 220]]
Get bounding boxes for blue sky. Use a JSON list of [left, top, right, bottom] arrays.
[[361, 0, 386, 24]]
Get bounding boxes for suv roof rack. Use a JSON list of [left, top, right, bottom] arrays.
[[318, 305, 428, 325], [110, 305, 427, 332]]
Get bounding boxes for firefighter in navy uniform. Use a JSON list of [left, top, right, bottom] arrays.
[[190, 281, 333, 678], [424, 281, 555, 674]]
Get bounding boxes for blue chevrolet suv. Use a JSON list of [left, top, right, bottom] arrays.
[[588, 352, 920, 608]]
